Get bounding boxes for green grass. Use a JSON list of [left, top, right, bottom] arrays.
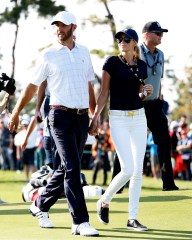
[[0, 170, 192, 240]]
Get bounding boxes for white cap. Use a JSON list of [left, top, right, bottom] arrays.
[[169, 120, 179, 130], [21, 114, 31, 125], [51, 11, 76, 25]]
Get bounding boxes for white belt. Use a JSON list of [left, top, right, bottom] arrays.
[[109, 108, 145, 117]]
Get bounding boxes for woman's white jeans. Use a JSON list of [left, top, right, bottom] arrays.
[[101, 108, 147, 220]]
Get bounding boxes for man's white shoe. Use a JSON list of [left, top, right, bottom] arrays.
[[72, 222, 99, 236], [29, 201, 54, 228]]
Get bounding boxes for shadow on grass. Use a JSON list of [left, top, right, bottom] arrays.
[[0, 207, 69, 215], [97, 228, 192, 239], [83, 195, 192, 205], [142, 186, 192, 191], [0, 198, 67, 207], [0, 199, 68, 215], [0, 202, 30, 207], [140, 195, 192, 202], [1, 194, 191, 208], [100, 195, 192, 204], [0, 180, 27, 184]]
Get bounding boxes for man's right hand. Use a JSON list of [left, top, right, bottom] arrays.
[[8, 113, 19, 132]]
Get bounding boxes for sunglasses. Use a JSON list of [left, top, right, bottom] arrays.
[[116, 37, 132, 44], [152, 32, 163, 37]]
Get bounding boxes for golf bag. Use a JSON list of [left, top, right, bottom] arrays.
[[22, 165, 104, 202], [22, 165, 53, 202]]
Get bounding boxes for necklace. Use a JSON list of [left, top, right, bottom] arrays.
[[119, 54, 145, 85]]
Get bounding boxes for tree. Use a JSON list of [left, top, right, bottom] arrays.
[[79, 0, 134, 59], [171, 58, 192, 123], [0, 0, 65, 113], [80, 0, 191, 119], [0, 0, 65, 79]]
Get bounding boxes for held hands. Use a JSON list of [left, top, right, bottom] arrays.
[[88, 116, 100, 136]]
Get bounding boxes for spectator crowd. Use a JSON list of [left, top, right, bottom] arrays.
[[0, 111, 191, 182]]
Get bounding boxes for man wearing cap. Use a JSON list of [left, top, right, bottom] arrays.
[[113, 22, 179, 191], [141, 21, 179, 191], [112, 22, 179, 193], [8, 11, 99, 236]]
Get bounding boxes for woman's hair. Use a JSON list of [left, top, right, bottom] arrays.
[[134, 45, 141, 59]]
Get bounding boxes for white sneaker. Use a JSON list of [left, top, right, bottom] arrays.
[[72, 222, 99, 236], [29, 201, 54, 228]]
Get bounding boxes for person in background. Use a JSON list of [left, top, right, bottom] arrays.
[[14, 114, 38, 181], [0, 92, 12, 203], [187, 123, 192, 139], [169, 120, 180, 160], [8, 11, 99, 237], [141, 22, 179, 190], [178, 114, 188, 136], [0, 119, 15, 170], [20, 84, 60, 171], [101, 119, 115, 173], [176, 129, 192, 180], [178, 114, 188, 128], [147, 130, 160, 179], [112, 21, 179, 191], [0, 93, 14, 170], [161, 94, 169, 116], [89, 28, 153, 231], [92, 130, 111, 186]]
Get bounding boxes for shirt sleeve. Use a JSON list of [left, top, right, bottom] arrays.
[[102, 56, 114, 76], [31, 51, 49, 86], [87, 51, 96, 82]]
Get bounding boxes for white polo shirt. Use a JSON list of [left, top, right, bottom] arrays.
[[31, 42, 95, 109]]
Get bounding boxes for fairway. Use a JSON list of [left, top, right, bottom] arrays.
[[0, 170, 192, 240]]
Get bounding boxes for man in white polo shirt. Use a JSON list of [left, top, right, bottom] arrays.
[[8, 11, 99, 237]]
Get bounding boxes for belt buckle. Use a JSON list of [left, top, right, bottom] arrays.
[[128, 111, 134, 116], [77, 109, 82, 115]]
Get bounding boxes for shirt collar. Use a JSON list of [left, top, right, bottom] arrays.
[[53, 41, 80, 51], [142, 43, 158, 55]]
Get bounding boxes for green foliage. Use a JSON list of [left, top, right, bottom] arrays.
[[171, 56, 192, 122], [91, 49, 106, 58], [30, 0, 65, 17], [0, 0, 66, 114], [0, 0, 65, 25], [91, 47, 119, 59]]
